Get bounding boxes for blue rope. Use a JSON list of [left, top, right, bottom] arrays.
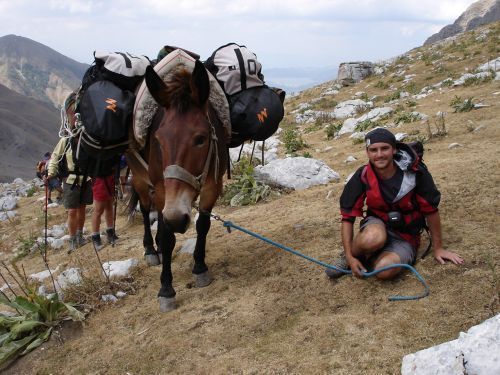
[[222, 221, 429, 301]]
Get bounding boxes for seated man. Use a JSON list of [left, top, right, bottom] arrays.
[[326, 128, 463, 280]]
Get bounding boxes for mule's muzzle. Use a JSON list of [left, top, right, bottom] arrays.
[[163, 208, 191, 234]]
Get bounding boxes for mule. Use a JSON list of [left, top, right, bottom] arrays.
[[126, 60, 227, 312]]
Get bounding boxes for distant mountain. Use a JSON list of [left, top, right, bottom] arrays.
[[264, 66, 337, 94], [424, 0, 500, 45], [0, 34, 88, 107], [0, 83, 60, 182]]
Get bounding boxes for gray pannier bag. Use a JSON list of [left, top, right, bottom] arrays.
[[205, 43, 265, 95]]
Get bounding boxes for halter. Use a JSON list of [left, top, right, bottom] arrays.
[[162, 115, 220, 193]]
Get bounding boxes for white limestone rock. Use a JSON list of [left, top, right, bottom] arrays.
[[333, 99, 373, 119], [0, 196, 18, 211], [395, 133, 408, 141], [448, 143, 463, 149], [29, 267, 60, 282], [179, 238, 197, 254], [402, 314, 500, 375], [102, 259, 139, 279], [254, 157, 340, 190], [344, 156, 357, 164], [56, 268, 82, 291], [102, 294, 118, 303], [0, 211, 16, 222]]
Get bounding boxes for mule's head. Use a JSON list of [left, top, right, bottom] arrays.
[[145, 60, 212, 233]]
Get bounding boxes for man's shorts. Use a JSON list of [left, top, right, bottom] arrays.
[[92, 176, 115, 202], [63, 182, 93, 209], [360, 216, 416, 265]]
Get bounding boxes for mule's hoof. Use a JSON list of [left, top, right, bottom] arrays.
[[194, 271, 213, 288], [159, 297, 177, 312], [144, 254, 160, 266]]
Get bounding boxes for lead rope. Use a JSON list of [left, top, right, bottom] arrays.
[[195, 207, 430, 301]]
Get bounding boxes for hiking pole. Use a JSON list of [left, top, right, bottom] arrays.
[[44, 176, 49, 263]]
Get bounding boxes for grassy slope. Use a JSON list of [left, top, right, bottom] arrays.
[[1, 22, 499, 374]]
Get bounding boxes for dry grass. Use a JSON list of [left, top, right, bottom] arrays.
[[1, 22, 499, 374]]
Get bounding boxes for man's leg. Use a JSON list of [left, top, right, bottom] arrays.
[[351, 219, 387, 259], [372, 233, 415, 280]]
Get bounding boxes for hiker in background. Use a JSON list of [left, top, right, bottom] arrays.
[[46, 138, 92, 253], [326, 128, 463, 280], [90, 172, 119, 251], [37, 152, 63, 204]]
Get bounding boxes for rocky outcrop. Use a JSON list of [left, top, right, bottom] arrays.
[[337, 62, 374, 86], [424, 0, 500, 45]]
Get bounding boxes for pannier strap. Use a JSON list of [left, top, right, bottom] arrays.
[[234, 48, 247, 91], [163, 165, 201, 192]]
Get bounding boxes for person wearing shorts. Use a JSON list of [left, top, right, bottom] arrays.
[[90, 174, 118, 250], [326, 128, 463, 280], [47, 136, 92, 253]]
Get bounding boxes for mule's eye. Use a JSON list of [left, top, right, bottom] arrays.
[[194, 135, 206, 147]]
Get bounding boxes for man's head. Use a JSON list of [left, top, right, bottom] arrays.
[[365, 128, 397, 171]]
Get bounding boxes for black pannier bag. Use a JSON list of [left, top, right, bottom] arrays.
[[205, 43, 285, 148], [75, 51, 150, 176], [228, 86, 285, 148]]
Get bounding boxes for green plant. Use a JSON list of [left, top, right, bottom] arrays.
[[302, 152, 312, 158], [374, 80, 389, 89], [0, 265, 84, 366], [394, 112, 420, 125], [450, 96, 475, 113], [354, 119, 380, 132], [406, 100, 417, 108], [384, 90, 401, 103], [324, 122, 343, 140], [26, 186, 37, 198], [221, 158, 271, 206], [282, 128, 307, 154]]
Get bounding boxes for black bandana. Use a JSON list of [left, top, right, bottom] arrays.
[[365, 128, 396, 148]]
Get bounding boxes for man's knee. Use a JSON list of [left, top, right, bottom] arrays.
[[357, 224, 386, 252], [374, 252, 402, 280]]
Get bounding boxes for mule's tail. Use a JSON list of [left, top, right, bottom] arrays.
[[126, 187, 140, 223]]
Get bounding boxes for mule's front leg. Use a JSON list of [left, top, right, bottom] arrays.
[[193, 211, 213, 287], [157, 215, 177, 312], [140, 204, 160, 266]]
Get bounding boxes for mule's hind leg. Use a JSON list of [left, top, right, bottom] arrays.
[[141, 204, 160, 266], [158, 215, 177, 312], [193, 210, 213, 287]]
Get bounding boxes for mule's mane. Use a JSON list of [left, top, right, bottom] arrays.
[[164, 66, 197, 113]]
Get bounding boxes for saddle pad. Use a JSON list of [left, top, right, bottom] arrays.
[[133, 49, 231, 148]]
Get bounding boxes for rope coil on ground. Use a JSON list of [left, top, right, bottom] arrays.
[[220, 220, 430, 301]]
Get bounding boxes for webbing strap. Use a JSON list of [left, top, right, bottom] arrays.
[[234, 48, 247, 91], [163, 165, 201, 191]]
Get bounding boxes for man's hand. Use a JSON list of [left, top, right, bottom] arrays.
[[433, 248, 464, 265], [347, 256, 367, 278]]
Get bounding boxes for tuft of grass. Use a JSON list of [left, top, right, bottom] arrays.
[[354, 119, 382, 132], [394, 112, 420, 125], [450, 96, 475, 113], [325, 122, 343, 140], [384, 90, 401, 103]]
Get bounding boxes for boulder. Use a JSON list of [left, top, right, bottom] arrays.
[[337, 62, 374, 85], [333, 99, 373, 119], [401, 314, 500, 375], [254, 157, 340, 190], [0, 196, 17, 211], [102, 259, 139, 279]]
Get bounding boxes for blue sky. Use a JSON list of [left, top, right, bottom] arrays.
[[0, 0, 479, 68]]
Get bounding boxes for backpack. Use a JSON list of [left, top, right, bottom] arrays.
[[205, 43, 285, 148], [75, 51, 151, 177]]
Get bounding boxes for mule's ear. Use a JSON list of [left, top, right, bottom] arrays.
[[190, 60, 210, 107], [145, 65, 168, 106]]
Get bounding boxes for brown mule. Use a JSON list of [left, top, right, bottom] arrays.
[[127, 60, 227, 312]]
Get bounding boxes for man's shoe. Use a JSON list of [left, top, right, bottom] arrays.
[[325, 253, 350, 279], [47, 198, 53, 204], [106, 228, 119, 245], [76, 233, 89, 248], [67, 236, 77, 254], [91, 234, 104, 251]]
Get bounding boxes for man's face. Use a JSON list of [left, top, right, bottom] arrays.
[[366, 142, 396, 170]]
